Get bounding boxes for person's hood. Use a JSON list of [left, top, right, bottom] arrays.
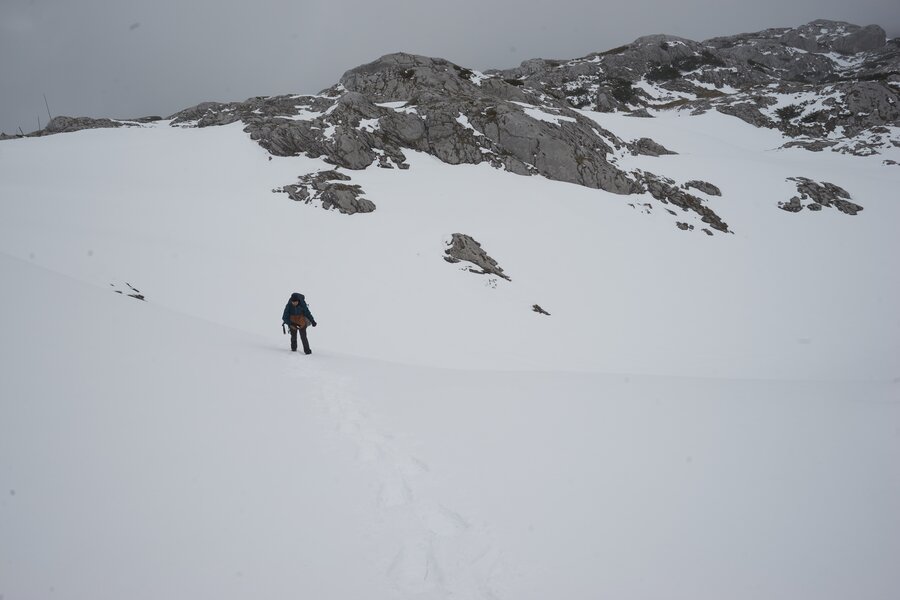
[[290, 292, 304, 302]]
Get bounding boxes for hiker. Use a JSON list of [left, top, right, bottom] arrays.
[[282, 292, 317, 354]]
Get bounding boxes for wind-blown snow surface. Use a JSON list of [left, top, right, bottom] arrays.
[[1, 110, 899, 599]]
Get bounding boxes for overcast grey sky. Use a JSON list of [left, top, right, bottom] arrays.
[[1, 0, 898, 135]]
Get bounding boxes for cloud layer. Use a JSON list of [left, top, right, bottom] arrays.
[[2, 0, 898, 134]]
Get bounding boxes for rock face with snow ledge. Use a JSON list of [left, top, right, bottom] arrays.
[[163, 53, 736, 230], [496, 19, 899, 157], [163, 53, 641, 197], [337, 53, 644, 193]]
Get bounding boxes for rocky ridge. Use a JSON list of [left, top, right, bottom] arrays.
[[7, 19, 894, 234], [496, 20, 899, 157], [166, 54, 642, 196], [161, 53, 728, 231]]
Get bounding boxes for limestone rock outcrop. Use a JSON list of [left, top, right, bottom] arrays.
[[10, 18, 889, 234], [779, 177, 863, 215], [43, 116, 127, 134], [444, 234, 510, 281], [168, 53, 642, 196], [494, 19, 898, 157], [275, 170, 375, 215]]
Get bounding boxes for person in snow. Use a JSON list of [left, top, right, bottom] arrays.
[[282, 292, 317, 354]]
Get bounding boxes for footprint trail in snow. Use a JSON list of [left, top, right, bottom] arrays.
[[316, 372, 505, 599]]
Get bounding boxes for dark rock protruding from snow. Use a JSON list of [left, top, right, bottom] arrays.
[[444, 234, 510, 281], [337, 53, 642, 194], [640, 173, 730, 233], [777, 21, 887, 54], [778, 197, 805, 213], [492, 19, 898, 157], [277, 170, 375, 215], [782, 177, 863, 215], [628, 137, 677, 156], [111, 282, 146, 301], [43, 116, 126, 134], [0, 115, 160, 140], [165, 52, 644, 196], [533, 304, 551, 315], [684, 180, 722, 196]]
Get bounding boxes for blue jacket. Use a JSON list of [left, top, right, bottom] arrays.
[[283, 292, 316, 326]]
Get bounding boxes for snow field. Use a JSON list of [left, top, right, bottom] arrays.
[[1, 108, 899, 599]]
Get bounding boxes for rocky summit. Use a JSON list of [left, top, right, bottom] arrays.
[[10, 19, 898, 229]]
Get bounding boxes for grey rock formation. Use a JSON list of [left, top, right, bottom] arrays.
[[532, 304, 551, 315], [684, 180, 722, 196], [18, 18, 894, 232], [488, 19, 897, 157], [782, 177, 863, 215], [0, 114, 161, 141], [166, 53, 644, 196], [111, 282, 146, 302], [43, 116, 127, 135], [833, 198, 864, 215], [444, 233, 510, 281], [628, 137, 677, 156], [833, 25, 887, 54], [640, 173, 730, 233], [778, 197, 805, 212], [337, 54, 641, 194], [781, 140, 838, 152], [277, 170, 375, 215], [715, 101, 774, 129]]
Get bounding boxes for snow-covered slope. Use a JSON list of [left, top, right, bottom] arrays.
[[1, 111, 897, 378], [1, 96, 899, 599], [2, 253, 898, 600]]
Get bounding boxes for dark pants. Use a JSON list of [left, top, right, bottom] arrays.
[[289, 323, 311, 353]]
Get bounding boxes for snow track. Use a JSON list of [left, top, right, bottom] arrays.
[[316, 368, 504, 599]]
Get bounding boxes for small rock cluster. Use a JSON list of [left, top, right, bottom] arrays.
[[640, 172, 730, 233], [443, 233, 510, 281], [110, 282, 146, 301], [275, 170, 375, 215], [779, 177, 863, 214]]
